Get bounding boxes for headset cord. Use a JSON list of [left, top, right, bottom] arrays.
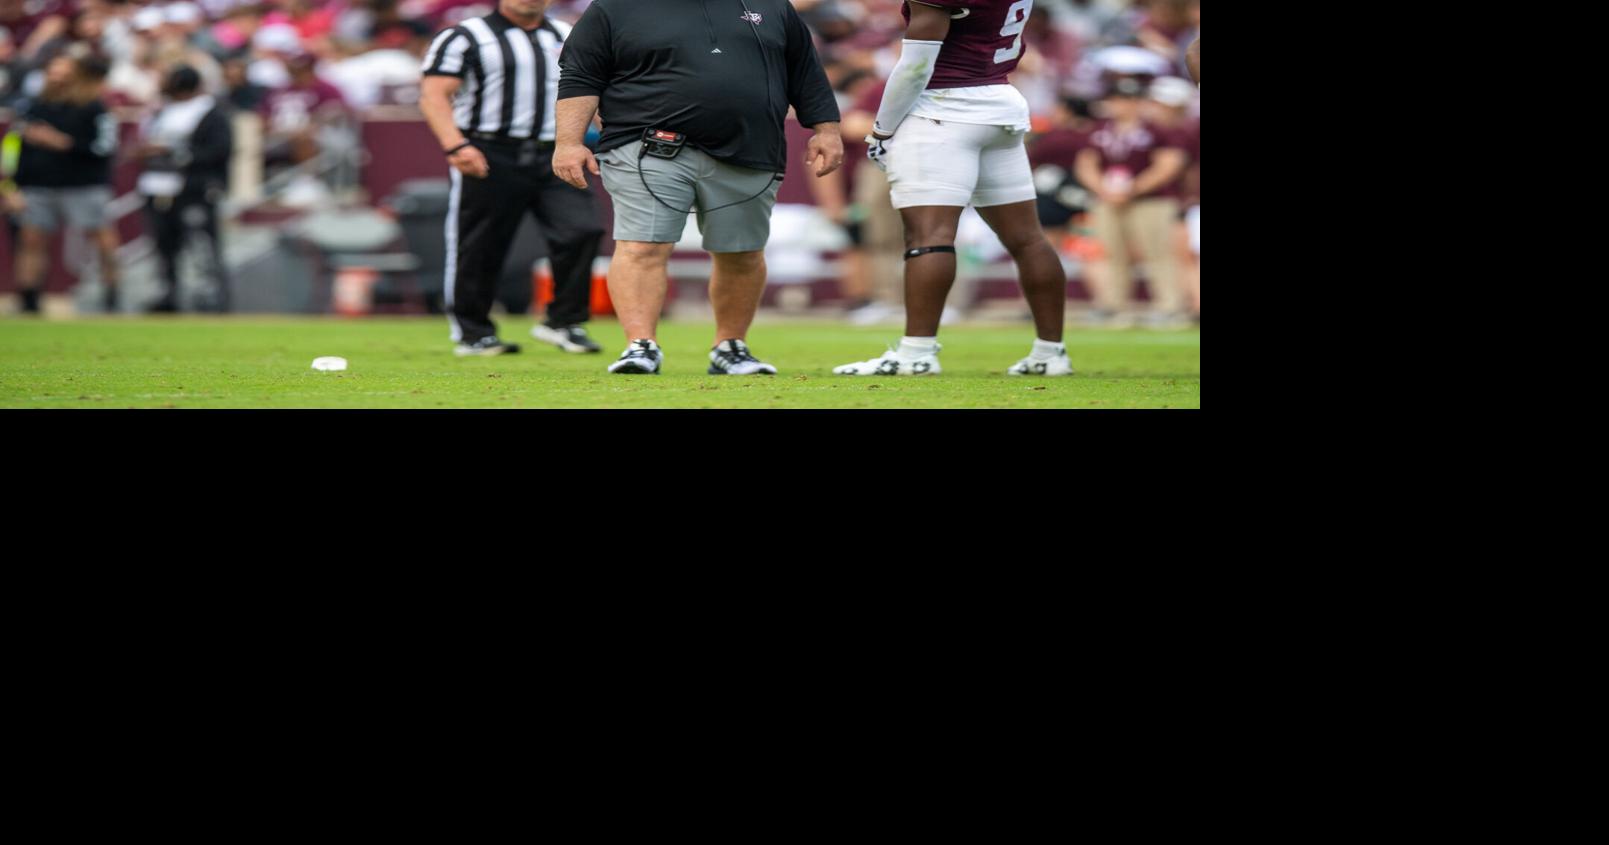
[[739, 0, 775, 118], [634, 1, 781, 216], [700, 0, 718, 52], [637, 146, 781, 215]]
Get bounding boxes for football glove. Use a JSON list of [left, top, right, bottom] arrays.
[[866, 134, 891, 173]]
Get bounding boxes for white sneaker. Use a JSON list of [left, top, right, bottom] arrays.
[[1006, 349, 1076, 377], [454, 336, 521, 357], [608, 339, 662, 374], [833, 345, 942, 376], [532, 323, 602, 353]]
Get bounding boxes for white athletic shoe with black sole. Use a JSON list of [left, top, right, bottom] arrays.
[[833, 345, 942, 376], [1006, 349, 1076, 377], [531, 323, 602, 354], [455, 337, 522, 357], [608, 339, 663, 375], [708, 339, 778, 375]]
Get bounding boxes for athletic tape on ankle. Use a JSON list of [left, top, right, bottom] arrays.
[[904, 246, 956, 260]]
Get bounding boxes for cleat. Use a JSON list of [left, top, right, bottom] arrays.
[[833, 344, 942, 376], [1006, 347, 1076, 377]]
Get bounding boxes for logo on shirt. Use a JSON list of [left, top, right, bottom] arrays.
[[740, 11, 763, 24]]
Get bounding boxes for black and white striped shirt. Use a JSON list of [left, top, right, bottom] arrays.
[[421, 11, 571, 141]]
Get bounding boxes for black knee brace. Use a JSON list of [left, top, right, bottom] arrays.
[[904, 246, 957, 261]]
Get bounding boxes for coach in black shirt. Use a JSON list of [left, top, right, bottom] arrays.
[[553, 0, 843, 376]]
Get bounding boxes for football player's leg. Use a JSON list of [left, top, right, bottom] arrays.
[[835, 119, 980, 376], [975, 199, 1064, 343], [975, 131, 1063, 341], [830, 203, 962, 375], [974, 132, 1073, 375], [978, 200, 1075, 376], [900, 205, 965, 337], [886, 118, 986, 337]]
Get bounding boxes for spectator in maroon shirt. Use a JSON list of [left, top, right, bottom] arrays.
[[1074, 75, 1187, 326], [0, 0, 68, 62], [260, 51, 349, 200]]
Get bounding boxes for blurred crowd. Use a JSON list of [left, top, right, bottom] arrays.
[[4, 1, 495, 111], [1, 1, 1198, 111], [3, 0, 1198, 322]]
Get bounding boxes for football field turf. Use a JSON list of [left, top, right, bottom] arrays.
[[0, 317, 1201, 409]]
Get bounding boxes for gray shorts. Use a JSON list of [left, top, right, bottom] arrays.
[[597, 140, 782, 253], [18, 186, 113, 233]]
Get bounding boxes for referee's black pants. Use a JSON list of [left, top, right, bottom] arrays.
[[447, 140, 604, 344]]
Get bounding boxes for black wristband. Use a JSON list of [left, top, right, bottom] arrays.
[[445, 141, 472, 157]]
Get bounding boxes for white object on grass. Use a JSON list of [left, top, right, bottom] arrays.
[[312, 357, 348, 372]]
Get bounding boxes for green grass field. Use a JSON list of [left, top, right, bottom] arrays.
[[0, 317, 1200, 408]]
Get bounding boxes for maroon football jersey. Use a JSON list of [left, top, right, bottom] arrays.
[[902, 0, 1034, 89]]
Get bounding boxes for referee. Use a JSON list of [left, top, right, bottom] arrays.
[[419, 0, 605, 357]]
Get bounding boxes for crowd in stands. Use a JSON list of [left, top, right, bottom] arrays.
[[3, 0, 1198, 323]]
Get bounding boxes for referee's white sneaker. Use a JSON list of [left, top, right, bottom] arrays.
[[531, 323, 602, 354], [1006, 351, 1076, 377], [834, 344, 942, 376], [608, 339, 663, 375], [455, 336, 521, 357], [708, 339, 778, 375]]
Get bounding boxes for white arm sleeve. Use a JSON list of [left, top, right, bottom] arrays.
[[872, 39, 944, 138]]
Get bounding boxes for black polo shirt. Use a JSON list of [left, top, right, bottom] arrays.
[[557, 0, 840, 172], [15, 98, 117, 189]]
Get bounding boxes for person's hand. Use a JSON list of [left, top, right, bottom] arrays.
[[1100, 189, 1132, 208], [807, 129, 844, 177], [553, 142, 599, 190], [1, 189, 25, 215], [866, 134, 891, 173], [448, 144, 490, 179], [22, 123, 72, 151]]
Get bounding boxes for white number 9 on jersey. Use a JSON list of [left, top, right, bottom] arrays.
[[994, 0, 1033, 64]]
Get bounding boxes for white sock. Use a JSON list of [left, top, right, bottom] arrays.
[[631, 338, 659, 349], [897, 336, 938, 359], [1030, 338, 1065, 360]]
